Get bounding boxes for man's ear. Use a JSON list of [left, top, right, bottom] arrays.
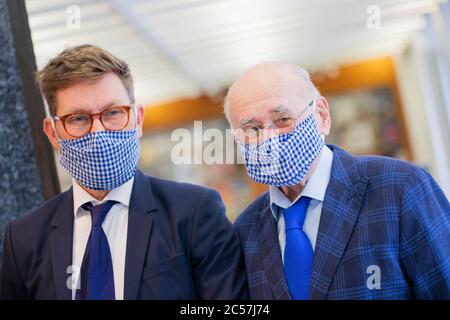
[[136, 104, 145, 139], [315, 96, 331, 136], [43, 118, 60, 150]]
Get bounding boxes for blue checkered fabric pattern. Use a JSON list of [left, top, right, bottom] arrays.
[[59, 129, 140, 190], [239, 114, 324, 186], [235, 144, 450, 300]]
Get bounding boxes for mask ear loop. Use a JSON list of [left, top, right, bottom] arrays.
[[310, 97, 326, 141], [50, 116, 63, 141], [131, 103, 139, 130]]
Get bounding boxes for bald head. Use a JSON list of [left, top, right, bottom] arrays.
[[224, 62, 320, 126]]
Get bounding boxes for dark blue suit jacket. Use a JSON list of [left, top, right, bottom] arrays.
[[0, 170, 249, 300], [235, 145, 450, 299]]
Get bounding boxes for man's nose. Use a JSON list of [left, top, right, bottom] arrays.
[[261, 126, 280, 140], [90, 116, 106, 133]]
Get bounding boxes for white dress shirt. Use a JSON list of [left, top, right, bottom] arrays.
[[71, 177, 133, 300], [269, 145, 333, 263]]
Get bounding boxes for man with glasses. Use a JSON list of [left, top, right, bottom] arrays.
[[224, 62, 450, 299], [0, 44, 248, 300]]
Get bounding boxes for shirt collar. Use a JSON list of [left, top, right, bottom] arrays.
[[269, 145, 334, 219], [72, 177, 135, 217]]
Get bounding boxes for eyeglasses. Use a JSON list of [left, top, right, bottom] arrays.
[[234, 100, 315, 144], [53, 105, 134, 138]]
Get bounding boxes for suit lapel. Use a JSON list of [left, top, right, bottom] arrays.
[[309, 145, 368, 299], [253, 205, 291, 300], [124, 171, 157, 300], [49, 189, 74, 300]]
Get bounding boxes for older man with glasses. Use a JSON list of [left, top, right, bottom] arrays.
[[225, 62, 450, 300]]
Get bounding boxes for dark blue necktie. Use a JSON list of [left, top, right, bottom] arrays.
[[282, 196, 313, 300], [75, 200, 117, 300]]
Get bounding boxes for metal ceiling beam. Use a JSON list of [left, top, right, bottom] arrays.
[[180, 17, 423, 63], [25, 0, 102, 15], [132, 0, 440, 30], [198, 34, 410, 77], [107, 0, 222, 97], [32, 18, 124, 43], [165, 1, 437, 49]]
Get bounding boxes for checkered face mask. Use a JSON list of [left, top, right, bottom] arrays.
[[58, 129, 140, 190], [239, 114, 324, 186]]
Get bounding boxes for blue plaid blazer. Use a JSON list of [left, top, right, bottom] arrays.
[[235, 145, 450, 299]]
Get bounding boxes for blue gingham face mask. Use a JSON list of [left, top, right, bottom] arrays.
[[239, 114, 324, 186], [58, 129, 140, 190]]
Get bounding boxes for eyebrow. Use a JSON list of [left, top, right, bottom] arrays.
[[238, 105, 291, 127], [270, 105, 290, 114], [61, 101, 121, 115], [239, 118, 259, 127]]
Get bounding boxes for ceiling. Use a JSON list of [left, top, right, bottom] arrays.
[[25, 0, 446, 106]]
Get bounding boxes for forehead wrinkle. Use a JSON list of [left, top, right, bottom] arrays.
[[229, 86, 271, 109], [270, 105, 290, 113]]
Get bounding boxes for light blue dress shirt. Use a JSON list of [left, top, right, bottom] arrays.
[[269, 145, 333, 263]]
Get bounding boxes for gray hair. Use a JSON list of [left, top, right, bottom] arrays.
[[223, 63, 320, 126]]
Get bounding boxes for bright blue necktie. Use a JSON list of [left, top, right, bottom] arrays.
[[75, 200, 117, 300], [282, 196, 313, 300]]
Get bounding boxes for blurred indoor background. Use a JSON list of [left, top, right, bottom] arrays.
[[25, 0, 450, 221]]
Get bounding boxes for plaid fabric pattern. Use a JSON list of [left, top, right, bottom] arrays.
[[239, 114, 324, 186], [59, 129, 140, 190], [235, 144, 450, 299]]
